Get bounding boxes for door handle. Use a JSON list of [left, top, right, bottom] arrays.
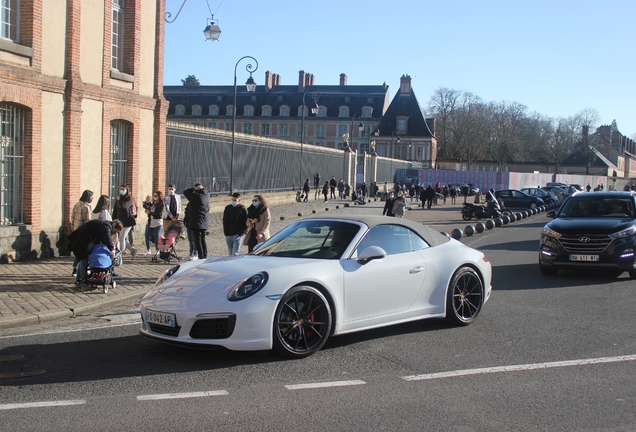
[[409, 266, 425, 274]]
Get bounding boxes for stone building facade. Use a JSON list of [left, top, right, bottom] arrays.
[[0, 0, 167, 261]]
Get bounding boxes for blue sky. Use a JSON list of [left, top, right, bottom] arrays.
[[164, 0, 636, 137]]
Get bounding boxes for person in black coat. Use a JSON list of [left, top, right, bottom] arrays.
[[383, 192, 396, 217], [68, 219, 123, 285], [302, 179, 311, 202], [222, 192, 248, 256], [183, 183, 210, 259], [424, 185, 435, 209]]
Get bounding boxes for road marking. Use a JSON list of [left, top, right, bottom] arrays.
[[0, 400, 86, 410], [402, 354, 636, 381], [285, 380, 366, 390], [137, 390, 229, 401]]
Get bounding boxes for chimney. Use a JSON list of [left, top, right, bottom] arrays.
[[339, 73, 347, 86], [265, 71, 273, 91], [309, 74, 315, 86], [298, 70, 306, 91], [399, 74, 412, 94], [274, 74, 281, 86]]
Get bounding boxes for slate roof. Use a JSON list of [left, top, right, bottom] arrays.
[[376, 89, 435, 137], [163, 84, 389, 120]]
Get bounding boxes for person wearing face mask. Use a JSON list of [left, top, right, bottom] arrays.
[[383, 192, 396, 217], [183, 183, 210, 259], [392, 192, 407, 218], [143, 191, 164, 255], [163, 183, 181, 232], [222, 192, 248, 256], [244, 195, 271, 253], [112, 184, 139, 260]]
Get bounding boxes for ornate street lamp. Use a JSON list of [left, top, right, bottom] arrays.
[[231, 56, 258, 193], [349, 112, 363, 152], [299, 90, 319, 187], [165, 0, 222, 41], [390, 130, 400, 183]]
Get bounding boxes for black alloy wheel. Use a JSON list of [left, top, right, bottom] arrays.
[[273, 286, 332, 358], [446, 267, 483, 326]]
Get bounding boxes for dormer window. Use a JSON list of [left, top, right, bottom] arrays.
[[362, 106, 373, 118], [192, 105, 202, 116], [251, 95, 257, 101], [226, 105, 234, 116], [262, 106, 272, 116], [208, 105, 219, 116], [397, 118, 407, 131], [297, 106, 308, 117], [175, 105, 185, 115], [339, 106, 349, 117], [344, 97, 350, 102], [317, 106, 326, 117], [279, 106, 290, 116], [277, 95, 283, 101], [217, 96, 222, 101], [244, 105, 254, 116], [367, 97, 373, 103]]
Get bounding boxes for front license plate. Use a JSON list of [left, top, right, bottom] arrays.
[[569, 254, 599, 262], [146, 309, 176, 327]]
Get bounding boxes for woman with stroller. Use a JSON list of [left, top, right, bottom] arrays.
[[143, 191, 164, 255], [112, 184, 139, 261], [92, 195, 111, 221], [244, 195, 271, 253]]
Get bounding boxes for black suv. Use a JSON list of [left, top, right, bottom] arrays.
[[539, 191, 636, 278]]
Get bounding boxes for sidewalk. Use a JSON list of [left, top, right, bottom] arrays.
[[0, 197, 490, 329]]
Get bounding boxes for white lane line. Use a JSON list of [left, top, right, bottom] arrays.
[[137, 390, 229, 401], [402, 354, 636, 381], [0, 400, 86, 410], [285, 380, 366, 390]]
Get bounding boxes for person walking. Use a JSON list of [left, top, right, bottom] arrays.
[[92, 195, 111, 221], [425, 184, 435, 209], [392, 192, 407, 218], [223, 192, 248, 256], [183, 183, 210, 259], [338, 179, 345, 199], [450, 185, 457, 204], [244, 195, 271, 253], [112, 184, 138, 261], [72, 190, 94, 231], [329, 176, 337, 199], [383, 191, 396, 217], [322, 181, 330, 202], [163, 184, 181, 232], [442, 185, 448, 204], [68, 219, 123, 286], [302, 179, 311, 203], [143, 191, 164, 255], [313, 172, 321, 200]]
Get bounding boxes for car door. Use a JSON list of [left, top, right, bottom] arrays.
[[342, 224, 427, 325]]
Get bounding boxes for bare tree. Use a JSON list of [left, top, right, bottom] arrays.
[[574, 109, 600, 174], [427, 87, 461, 158], [486, 101, 527, 170], [447, 92, 487, 170]]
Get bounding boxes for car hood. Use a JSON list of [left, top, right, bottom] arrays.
[[153, 255, 320, 298], [547, 217, 635, 235]]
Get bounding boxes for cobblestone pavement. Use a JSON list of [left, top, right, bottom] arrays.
[[0, 196, 516, 329]]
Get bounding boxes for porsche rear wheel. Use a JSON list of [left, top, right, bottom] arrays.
[[273, 286, 332, 358], [446, 267, 483, 326]]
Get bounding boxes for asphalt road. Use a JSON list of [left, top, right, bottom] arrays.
[[1, 214, 636, 431]]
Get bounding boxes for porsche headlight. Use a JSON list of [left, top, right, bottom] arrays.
[[610, 225, 636, 240], [154, 265, 180, 288], [227, 272, 269, 301], [542, 225, 562, 239]]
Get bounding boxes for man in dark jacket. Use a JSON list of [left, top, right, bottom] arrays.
[[424, 184, 436, 209], [222, 192, 248, 256], [68, 219, 123, 285], [183, 183, 210, 259], [383, 192, 396, 217]]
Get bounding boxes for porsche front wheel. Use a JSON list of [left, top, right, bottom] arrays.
[[446, 267, 483, 326], [273, 286, 332, 358]]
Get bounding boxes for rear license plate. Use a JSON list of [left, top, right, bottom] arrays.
[[146, 310, 176, 327], [569, 254, 599, 262]]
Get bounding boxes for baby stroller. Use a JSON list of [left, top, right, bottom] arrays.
[[82, 244, 119, 294], [153, 220, 184, 263]]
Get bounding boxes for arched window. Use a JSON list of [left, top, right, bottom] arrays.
[[244, 105, 254, 116], [208, 105, 219, 116], [297, 106, 308, 117], [317, 106, 327, 117], [362, 106, 373, 118], [279, 106, 290, 116], [226, 105, 234, 116], [262, 105, 272, 116], [339, 106, 349, 117], [0, 103, 26, 225], [175, 105, 185, 115], [192, 105, 202, 116], [109, 120, 131, 209]]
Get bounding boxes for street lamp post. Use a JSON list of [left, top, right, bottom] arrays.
[[231, 56, 258, 193], [299, 90, 319, 188], [390, 130, 400, 183], [350, 112, 363, 152]]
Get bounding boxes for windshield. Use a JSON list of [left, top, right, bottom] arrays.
[[253, 220, 361, 259], [557, 197, 634, 218]]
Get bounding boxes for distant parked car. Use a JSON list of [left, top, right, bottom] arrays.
[[494, 189, 545, 209], [541, 186, 569, 201], [448, 183, 480, 196], [520, 188, 559, 205]]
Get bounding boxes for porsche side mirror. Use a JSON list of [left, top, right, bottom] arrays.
[[357, 246, 386, 264], [546, 210, 556, 219]]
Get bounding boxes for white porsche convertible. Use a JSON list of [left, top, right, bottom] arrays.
[[139, 216, 492, 358]]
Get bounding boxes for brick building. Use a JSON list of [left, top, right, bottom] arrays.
[[0, 0, 167, 261]]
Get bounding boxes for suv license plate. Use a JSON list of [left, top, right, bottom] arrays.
[[146, 310, 176, 327], [569, 254, 599, 262]]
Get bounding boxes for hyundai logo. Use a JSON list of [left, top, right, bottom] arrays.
[[579, 237, 591, 243]]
